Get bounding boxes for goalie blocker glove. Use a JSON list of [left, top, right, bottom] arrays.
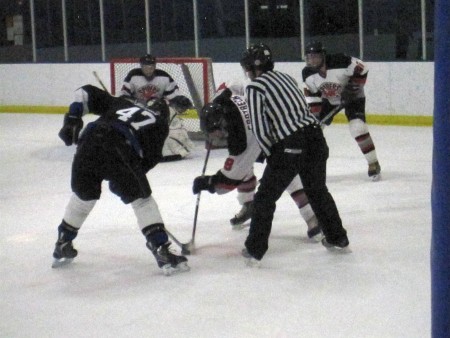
[[169, 95, 192, 113]]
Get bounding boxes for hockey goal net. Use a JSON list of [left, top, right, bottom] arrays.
[[110, 57, 216, 136]]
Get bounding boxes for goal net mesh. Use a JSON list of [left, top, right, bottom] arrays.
[[110, 57, 216, 137]]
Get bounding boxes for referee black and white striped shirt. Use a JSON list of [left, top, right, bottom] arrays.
[[245, 70, 318, 156]]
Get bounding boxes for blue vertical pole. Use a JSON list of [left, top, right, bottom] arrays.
[[431, 0, 450, 337]]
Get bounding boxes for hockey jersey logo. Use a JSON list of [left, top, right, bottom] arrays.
[[319, 82, 342, 99], [138, 84, 159, 101]]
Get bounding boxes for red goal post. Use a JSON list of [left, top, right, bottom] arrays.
[[110, 57, 216, 135]]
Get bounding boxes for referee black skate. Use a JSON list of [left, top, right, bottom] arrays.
[[239, 43, 349, 266]]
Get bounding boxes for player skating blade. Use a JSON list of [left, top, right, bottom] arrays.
[[147, 242, 190, 276], [52, 258, 74, 268], [368, 161, 381, 181], [321, 236, 350, 252], [162, 262, 190, 276], [52, 237, 78, 268], [230, 201, 253, 230]]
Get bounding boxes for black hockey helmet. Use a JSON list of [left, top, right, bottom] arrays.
[[305, 41, 326, 54], [140, 54, 156, 65], [240, 43, 274, 73], [200, 102, 227, 134], [305, 41, 326, 69]]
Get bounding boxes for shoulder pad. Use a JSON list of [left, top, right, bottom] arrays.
[[124, 68, 144, 81], [302, 66, 319, 81], [213, 88, 232, 104], [326, 54, 352, 69], [153, 69, 172, 79]]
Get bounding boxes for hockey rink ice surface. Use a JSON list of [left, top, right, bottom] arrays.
[[0, 113, 431, 337]]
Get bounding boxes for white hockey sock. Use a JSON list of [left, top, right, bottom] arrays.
[[131, 196, 164, 230], [236, 176, 257, 205], [63, 194, 97, 229], [299, 204, 319, 230], [349, 118, 379, 164]]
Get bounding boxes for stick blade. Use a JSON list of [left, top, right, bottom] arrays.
[[181, 242, 195, 255]]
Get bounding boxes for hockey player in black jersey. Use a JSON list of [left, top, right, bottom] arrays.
[[53, 85, 189, 275], [302, 41, 381, 181], [192, 86, 323, 241]]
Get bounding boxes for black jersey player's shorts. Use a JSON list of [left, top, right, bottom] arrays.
[[71, 122, 151, 204]]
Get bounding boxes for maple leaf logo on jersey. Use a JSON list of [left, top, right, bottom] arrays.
[[138, 85, 158, 101], [319, 82, 342, 99]]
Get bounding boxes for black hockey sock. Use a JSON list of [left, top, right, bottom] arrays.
[[57, 220, 78, 242], [142, 223, 169, 249]]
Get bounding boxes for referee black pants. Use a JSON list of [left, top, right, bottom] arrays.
[[245, 124, 348, 260]]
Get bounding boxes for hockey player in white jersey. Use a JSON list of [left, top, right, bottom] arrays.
[[192, 87, 323, 241], [302, 41, 381, 181], [120, 54, 195, 162]]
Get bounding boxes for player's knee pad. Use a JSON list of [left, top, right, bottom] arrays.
[[348, 118, 369, 139], [63, 194, 96, 229], [141, 223, 168, 248], [131, 196, 164, 229]]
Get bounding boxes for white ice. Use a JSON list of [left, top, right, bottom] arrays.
[[0, 113, 431, 337]]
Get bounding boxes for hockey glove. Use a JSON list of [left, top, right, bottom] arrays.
[[58, 113, 84, 146], [192, 175, 216, 194], [148, 99, 170, 124], [169, 95, 193, 114]]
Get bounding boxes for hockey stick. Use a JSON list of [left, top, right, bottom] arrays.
[[320, 103, 345, 125], [93, 71, 109, 93], [180, 141, 212, 255], [165, 228, 186, 250]]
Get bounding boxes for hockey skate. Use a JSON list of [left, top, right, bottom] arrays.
[[52, 240, 78, 268], [52, 222, 78, 268], [307, 225, 325, 242], [242, 248, 261, 268], [368, 161, 381, 181], [304, 214, 324, 242], [147, 242, 190, 276], [321, 236, 350, 252], [230, 201, 254, 229]]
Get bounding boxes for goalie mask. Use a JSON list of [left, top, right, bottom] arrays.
[[305, 41, 326, 70], [240, 43, 274, 75], [140, 54, 156, 65], [140, 54, 156, 77], [200, 102, 227, 134]]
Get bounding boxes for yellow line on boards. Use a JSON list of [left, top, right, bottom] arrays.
[[0, 106, 432, 127]]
